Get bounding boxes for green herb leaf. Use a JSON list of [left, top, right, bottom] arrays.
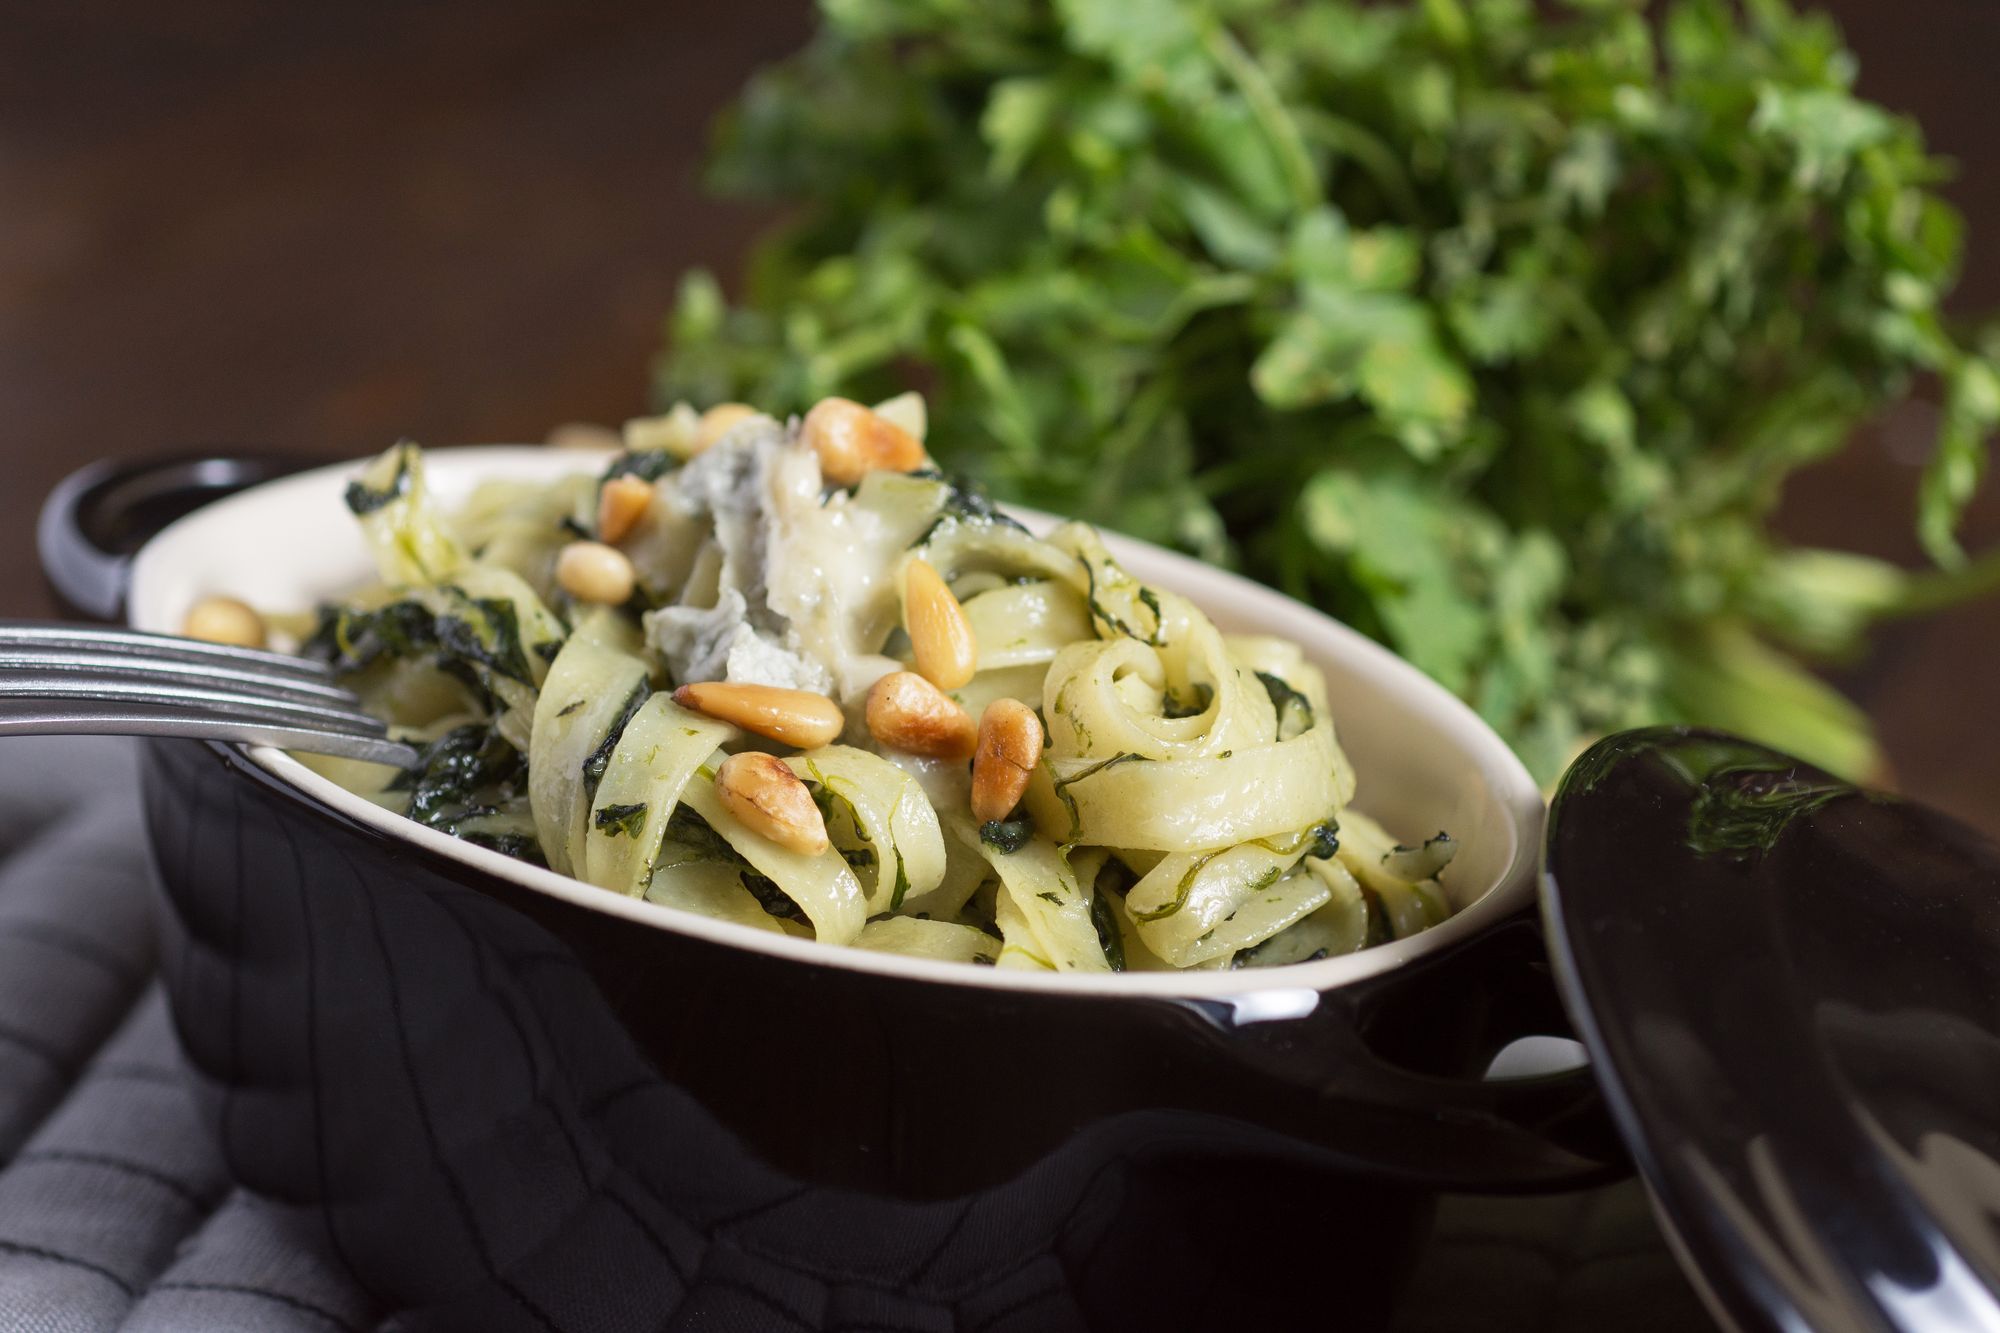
[[594, 803, 649, 838], [1255, 670, 1313, 740], [343, 455, 412, 516], [980, 818, 1036, 854], [581, 684, 650, 801], [1089, 885, 1126, 971], [602, 450, 677, 485], [658, 0, 2000, 782]]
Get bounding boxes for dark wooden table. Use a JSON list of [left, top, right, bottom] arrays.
[[2, 0, 1994, 833]]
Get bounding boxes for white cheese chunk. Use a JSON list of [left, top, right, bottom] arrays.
[[639, 419, 951, 703]]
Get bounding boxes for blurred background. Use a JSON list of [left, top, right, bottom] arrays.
[[1, 0, 1994, 830]]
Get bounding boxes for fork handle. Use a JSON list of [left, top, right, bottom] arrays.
[[39, 454, 321, 622]]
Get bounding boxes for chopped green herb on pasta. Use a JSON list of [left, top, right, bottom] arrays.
[[293, 396, 1455, 971]]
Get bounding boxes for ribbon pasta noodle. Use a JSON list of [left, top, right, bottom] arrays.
[[292, 400, 1458, 974]]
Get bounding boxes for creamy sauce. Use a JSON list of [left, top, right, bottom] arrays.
[[642, 419, 949, 705]]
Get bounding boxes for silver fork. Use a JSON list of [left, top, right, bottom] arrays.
[[0, 621, 418, 766]]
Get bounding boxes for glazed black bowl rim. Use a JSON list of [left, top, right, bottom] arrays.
[[125, 445, 1546, 1000]]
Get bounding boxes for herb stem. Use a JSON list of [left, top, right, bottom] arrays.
[[1888, 544, 2000, 618], [1203, 24, 1321, 212], [1292, 108, 1424, 224]]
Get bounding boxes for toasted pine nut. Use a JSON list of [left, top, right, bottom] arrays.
[[556, 541, 636, 605], [716, 752, 829, 855], [181, 596, 266, 648], [546, 421, 622, 451], [673, 681, 845, 749], [596, 474, 654, 544], [695, 403, 760, 455], [801, 397, 927, 485], [904, 558, 977, 690], [971, 698, 1043, 823], [865, 670, 977, 761]]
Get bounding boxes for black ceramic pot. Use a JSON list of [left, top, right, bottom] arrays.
[[45, 455, 1624, 1331]]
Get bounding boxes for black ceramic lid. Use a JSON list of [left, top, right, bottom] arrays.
[[1544, 728, 2000, 1333]]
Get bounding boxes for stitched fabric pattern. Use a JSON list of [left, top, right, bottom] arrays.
[[0, 737, 1707, 1332]]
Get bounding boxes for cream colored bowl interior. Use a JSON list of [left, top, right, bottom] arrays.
[[128, 446, 1544, 1002]]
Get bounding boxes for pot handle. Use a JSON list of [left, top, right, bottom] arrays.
[[1203, 910, 1626, 1193], [1360, 908, 1626, 1190], [38, 454, 318, 622]]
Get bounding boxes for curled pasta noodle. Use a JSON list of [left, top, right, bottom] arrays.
[[783, 746, 946, 915], [347, 441, 467, 587], [676, 774, 868, 947], [644, 858, 802, 936], [1333, 810, 1453, 938], [959, 582, 1093, 673], [854, 917, 998, 965], [583, 695, 737, 896], [436, 565, 570, 749], [301, 420, 1458, 973], [959, 822, 1110, 974], [454, 474, 595, 604], [1025, 728, 1350, 853], [1123, 835, 1334, 968], [528, 612, 652, 877], [897, 819, 993, 923]]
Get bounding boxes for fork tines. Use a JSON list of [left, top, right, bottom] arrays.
[[0, 622, 333, 679], [0, 620, 417, 766]]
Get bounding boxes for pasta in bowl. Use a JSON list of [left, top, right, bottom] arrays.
[[253, 399, 1460, 977], [88, 421, 1607, 1237]]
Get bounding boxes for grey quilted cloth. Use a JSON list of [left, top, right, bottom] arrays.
[[0, 737, 379, 1332], [0, 735, 1710, 1331]]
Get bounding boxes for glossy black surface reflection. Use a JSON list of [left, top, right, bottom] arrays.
[[1546, 728, 2000, 1333], [37, 454, 312, 621], [140, 736, 1616, 1331]]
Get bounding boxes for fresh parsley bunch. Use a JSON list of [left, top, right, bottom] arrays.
[[655, 0, 2000, 781]]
